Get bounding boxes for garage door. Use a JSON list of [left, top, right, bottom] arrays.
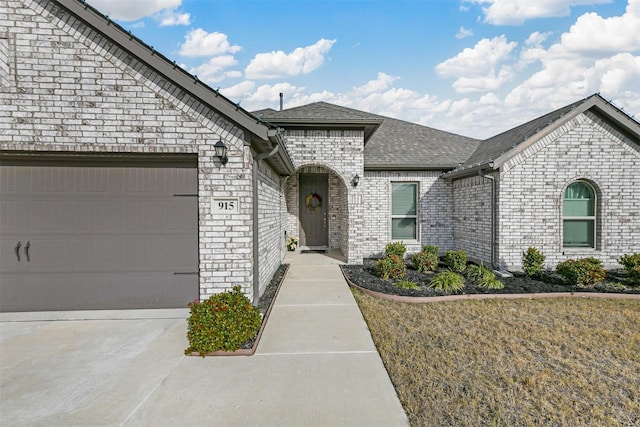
[[0, 154, 199, 311]]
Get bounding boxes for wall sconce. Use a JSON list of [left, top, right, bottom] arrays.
[[352, 174, 360, 187], [214, 140, 228, 165]]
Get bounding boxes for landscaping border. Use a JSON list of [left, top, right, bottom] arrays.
[[342, 270, 640, 303], [187, 264, 289, 357]]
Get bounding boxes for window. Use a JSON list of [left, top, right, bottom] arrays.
[[563, 181, 596, 248], [0, 38, 9, 88], [391, 183, 417, 240]]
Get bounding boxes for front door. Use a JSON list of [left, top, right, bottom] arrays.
[[299, 173, 328, 247]]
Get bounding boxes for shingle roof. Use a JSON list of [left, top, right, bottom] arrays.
[[459, 95, 597, 170], [447, 93, 640, 177], [255, 102, 481, 170]]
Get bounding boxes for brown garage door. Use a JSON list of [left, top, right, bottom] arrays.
[[0, 154, 199, 311]]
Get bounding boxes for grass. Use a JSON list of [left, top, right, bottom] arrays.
[[352, 290, 640, 426]]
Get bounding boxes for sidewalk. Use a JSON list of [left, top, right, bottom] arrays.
[[0, 251, 409, 426], [131, 251, 409, 426]]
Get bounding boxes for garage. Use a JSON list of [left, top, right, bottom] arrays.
[[0, 153, 199, 312]]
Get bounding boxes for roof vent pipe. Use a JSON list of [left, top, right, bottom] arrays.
[[279, 92, 283, 111]]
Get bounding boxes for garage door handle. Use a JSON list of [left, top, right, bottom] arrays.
[[15, 241, 21, 262], [25, 241, 31, 262]]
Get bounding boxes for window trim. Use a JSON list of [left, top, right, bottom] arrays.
[[390, 181, 419, 241], [562, 180, 597, 250]]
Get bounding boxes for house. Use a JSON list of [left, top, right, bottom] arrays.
[[1, 0, 638, 312]]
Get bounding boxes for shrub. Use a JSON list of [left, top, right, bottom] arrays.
[[185, 286, 261, 356], [395, 280, 420, 290], [422, 245, 439, 257], [522, 247, 545, 278], [556, 258, 606, 287], [443, 250, 467, 272], [412, 251, 439, 273], [466, 264, 504, 290], [377, 254, 407, 280], [428, 271, 466, 293], [385, 242, 407, 259], [618, 253, 640, 284]]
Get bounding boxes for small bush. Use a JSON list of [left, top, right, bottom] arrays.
[[422, 245, 439, 257], [522, 247, 545, 278], [412, 251, 439, 273], [185, 286, 261, 356], [377, 254, 407, 280], [428, 271, 465, 293], [556, 258, 606, 287], [618, 253, 640, 284], [395, 280, 420, 290], [443, 250, 467, 272], [385, 242, 407, 259], [466, 264, 504, 290]]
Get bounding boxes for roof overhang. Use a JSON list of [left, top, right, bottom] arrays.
[[491, 95, 640, 170], [366, 164, 458, 171], [261, 118, 383, 144], [53, 0, 295, 175]]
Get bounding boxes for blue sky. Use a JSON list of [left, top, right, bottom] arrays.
[[88, 0, 639, 138]]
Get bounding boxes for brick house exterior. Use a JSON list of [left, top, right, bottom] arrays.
[[1, 0, 639, 312]]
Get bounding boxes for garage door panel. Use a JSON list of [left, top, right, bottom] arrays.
[[0, 272, 194, 311], [0, 161, 199, 312]]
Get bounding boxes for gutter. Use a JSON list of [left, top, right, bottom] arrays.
[[251, 130, 283, 306], [479, 170, 496, 269], [441, 162, 494, 180]]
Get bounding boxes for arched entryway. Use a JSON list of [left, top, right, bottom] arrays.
[[286, 164, 350, 258]]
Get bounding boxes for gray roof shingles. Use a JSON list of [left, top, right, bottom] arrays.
[[255, 102, 481, 170]]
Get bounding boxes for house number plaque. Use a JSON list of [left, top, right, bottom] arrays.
[[212, 198, 239, 214]]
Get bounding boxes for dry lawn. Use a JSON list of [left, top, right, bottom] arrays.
[[353, 291, 640, 427]]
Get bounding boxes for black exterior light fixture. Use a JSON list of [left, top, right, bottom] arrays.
[[214, 140, 228, 165], [352, 174, 360, 187]]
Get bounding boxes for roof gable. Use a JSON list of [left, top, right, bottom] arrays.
[[446, 93, 640, 178], [257, 102, 480, 170]]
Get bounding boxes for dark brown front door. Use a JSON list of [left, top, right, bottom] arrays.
[[299, 173, 328, 247]]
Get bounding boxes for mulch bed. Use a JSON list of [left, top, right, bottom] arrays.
[[341, 259, 640, 299]]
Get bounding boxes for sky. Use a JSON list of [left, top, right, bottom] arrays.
[[86, 0, 640, 139]]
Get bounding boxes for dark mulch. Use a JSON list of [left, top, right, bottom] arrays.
[[341, 259, 640, 298], [240, 264, 288, 349]]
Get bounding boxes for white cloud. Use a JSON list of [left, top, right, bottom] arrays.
[[87, 0, 181, 21], [245, 39, 336, 79], [466, 0, 612, 25], [179, 29, 241, 57], [506, 2, 640, 109], [190, 55, 239, 84], [435, 35, 518, 93], [456, 26, 474, 39], [351, 72, 398, 96], [558, 10, 640, 54], [158, 9, 190, 26]]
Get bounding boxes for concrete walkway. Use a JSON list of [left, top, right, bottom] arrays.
[[0, 251, 408, 426]]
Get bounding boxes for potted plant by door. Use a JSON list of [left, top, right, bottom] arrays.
[[286, 237, 299, 251]]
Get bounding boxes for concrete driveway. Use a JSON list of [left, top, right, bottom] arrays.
[[1, 253, 409, 427], [0, 309, 190, 426]]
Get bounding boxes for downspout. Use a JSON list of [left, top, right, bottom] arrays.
[[480, 169, 496, 269], [252, 138, 281, 306]]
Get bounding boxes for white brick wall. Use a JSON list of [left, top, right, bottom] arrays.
[[1, 0, 283, 301], [362, 170, 454, 258], [256, 158, 286, 295], [452, 174, 494, 264], [497, 111, 640, 270], [282, 129, 364, 263]]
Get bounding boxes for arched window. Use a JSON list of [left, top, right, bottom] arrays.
[[563, 181, 596, 248]]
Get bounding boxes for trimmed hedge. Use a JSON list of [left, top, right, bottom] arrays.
[[556, 258, 606, 287], [185, 286, 261, 356]]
